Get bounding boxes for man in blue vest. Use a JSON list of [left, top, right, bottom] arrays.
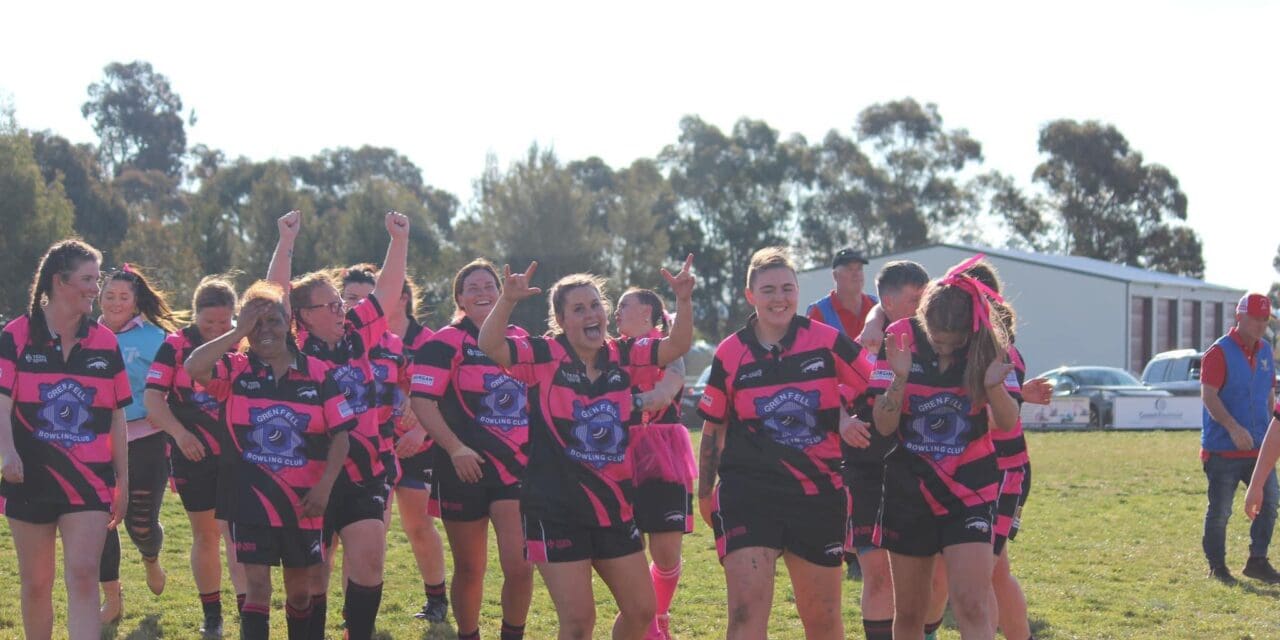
[[1200, 292, 1278, 583], [806, 248, 877, 337]]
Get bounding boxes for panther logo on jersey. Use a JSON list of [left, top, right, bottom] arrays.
[[754, 387, 823, 450], [36, 379, 97, 446], [568, 399, 626, 469], [244, 404, 311, 470]]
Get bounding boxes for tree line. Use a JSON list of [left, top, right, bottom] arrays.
[[0, 61, 1208, 336]]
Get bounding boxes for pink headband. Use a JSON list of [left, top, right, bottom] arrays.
[[121, 263, 136, 275], [937, 254, 1004, 332]]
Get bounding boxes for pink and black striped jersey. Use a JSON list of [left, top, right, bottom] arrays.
[[633, 328, 683, 426], [505, 334, 661, 527], [989, 345, 1029, 471], [698, 315, 872, 498], [146, 326, 233, 457], [368, 329, 406, 476], [297, 295, 386, 484], [412, 317, 530, 487], [0, 315, 132, 506], [869, 318, 1021, 517], [208, 351, 355, 530], [392, 319, 434, 457]]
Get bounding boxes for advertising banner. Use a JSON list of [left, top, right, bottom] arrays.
[[1110, 396, 1202, 430], [1021, 397, 1091, 430]]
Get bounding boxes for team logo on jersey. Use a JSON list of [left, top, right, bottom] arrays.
[[754, 387, 822, 450], [567, 399, 626, 468], [800, 357, 826, 374], [244, 404, 311, 470], [36, 378, 97, 446], [478, 373, 527, 432], [86, 356, 111, 371], [904, 393, 973, 460], [331, 365, 369, 415], [191, 389, 221, 414]]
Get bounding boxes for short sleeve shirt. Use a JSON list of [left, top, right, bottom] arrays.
[[504, 334, 660, 527], [698, 314, 871, 499], [412, 317, 530, 487], [0, 315, 132, 506], [391, 319, 434, 456], [297, 295, 387, 484], [146, 326, 231, 457], [209, 351, 355, 530]]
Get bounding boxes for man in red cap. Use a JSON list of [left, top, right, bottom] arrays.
[[1200, 292, 1278, 583]]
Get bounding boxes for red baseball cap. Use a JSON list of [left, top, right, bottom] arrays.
[[1236, 293, 1272, 319]]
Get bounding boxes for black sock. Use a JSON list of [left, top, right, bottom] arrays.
[[925, 617, 943, 634], [236, 593, 246, 613], [308, 594, 327, 640], [286, 601, 313, 640], [425, 580, 447, 602], [241, 604, 269, 640], [863, 618, 893, 640], [200, 591, 222, 621], [344, 580, 384, 640], [458, 630, 481, 640], [500, 620, 526, 640]]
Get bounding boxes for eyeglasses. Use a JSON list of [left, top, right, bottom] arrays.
[[301, 301, 343, 315]]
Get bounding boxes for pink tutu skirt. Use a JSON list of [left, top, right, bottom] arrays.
[[629, 422, 697, 491]]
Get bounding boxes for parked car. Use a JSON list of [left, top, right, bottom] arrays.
[[679, 364, 712, 430], [1036, 366, 1172, 429], [1141, 349, 1203, 396]]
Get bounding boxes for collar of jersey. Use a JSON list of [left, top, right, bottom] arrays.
[[742, 313, 803, 359], [247, 349, 308, 378]]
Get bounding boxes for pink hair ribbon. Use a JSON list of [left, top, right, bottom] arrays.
[[937, 254, 1004, 332], [121, 262, 136, 275]]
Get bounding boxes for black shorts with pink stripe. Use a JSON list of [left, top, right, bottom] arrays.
[[712, 481, 847, 567], [522, 514, 642, 563]]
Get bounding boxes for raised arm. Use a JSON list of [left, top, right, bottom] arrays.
[[656, 254, 696, 367], [185, 300, 267, 386], [372, 212, 411, 306], [267, 210, 301, 316], [478, 262, 541, 369], [873, 332, 911, 436]]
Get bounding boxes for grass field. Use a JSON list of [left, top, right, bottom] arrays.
[[1, 430, 1278, 639]]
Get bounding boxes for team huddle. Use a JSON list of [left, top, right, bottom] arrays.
[[0, 209, 1050, 640]]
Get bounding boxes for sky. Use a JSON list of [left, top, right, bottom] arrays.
[[2, 0, 1277, 293]]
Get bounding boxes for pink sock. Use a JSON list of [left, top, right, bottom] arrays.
[[651, 561, 682, 616]]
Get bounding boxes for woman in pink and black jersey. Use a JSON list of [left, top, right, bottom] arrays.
[[696, 247, 873, 640], [871, 255, 1022, 640], [410, 259, 533, 640], [95, 264, 179, 624], [0, 239, 131, 640], [342, 266, 450, 624], [1244, 397, 1280, 521], [478, 259, 695, 640], [267, 210, 409, 640], [144, 274, 247, 635], [185, 281, 353, 640], [614, 287, 695, 640]]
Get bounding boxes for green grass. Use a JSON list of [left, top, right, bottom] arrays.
[[1, 431, 1277, 638]]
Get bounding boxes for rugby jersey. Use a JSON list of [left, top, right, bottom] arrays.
[[207, 350, 355, 530], [297, 295, 386, 484], [0, 315, 132, 505], [505, 334, 661, 527], [698, 314, 872, 498], [989, 346, 1029, 470], [146, 326, 233, 463], [869, 318, 1021, 516], [413, 317, 530, 487], [368, 330, 406, 479], [630, 328, 683, 426], [394, 318, 434, 457]]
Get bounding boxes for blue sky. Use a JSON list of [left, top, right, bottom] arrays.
[[3, 0, 1276, 292]]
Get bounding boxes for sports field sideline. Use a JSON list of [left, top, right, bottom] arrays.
[[0, 430, 1275, 639]]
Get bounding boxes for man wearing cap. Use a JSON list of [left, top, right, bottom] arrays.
[[1200, 292, 1278, 583], [806, 249, 878, 337]]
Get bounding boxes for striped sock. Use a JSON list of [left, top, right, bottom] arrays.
[[344, 580, 383, 640], [241, 603, 270, 640], [199, 591, 222, 622], [863, 618, 893, 640], [286, 601, 313, 640], [500, 621, 525, 640], [308, 594, 327, 640], [458, 630, 481, 640]]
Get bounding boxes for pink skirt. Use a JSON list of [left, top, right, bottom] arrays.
[[629, 422, 697, 491]]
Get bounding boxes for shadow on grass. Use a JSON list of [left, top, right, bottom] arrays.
[[112, 613, 161, 640], [1232, 580, 1280, 598], [417, 621, 459, 640]]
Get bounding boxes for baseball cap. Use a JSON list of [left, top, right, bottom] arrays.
[[1236, 293, 1272, 319], [832, 249, 869, 268]]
